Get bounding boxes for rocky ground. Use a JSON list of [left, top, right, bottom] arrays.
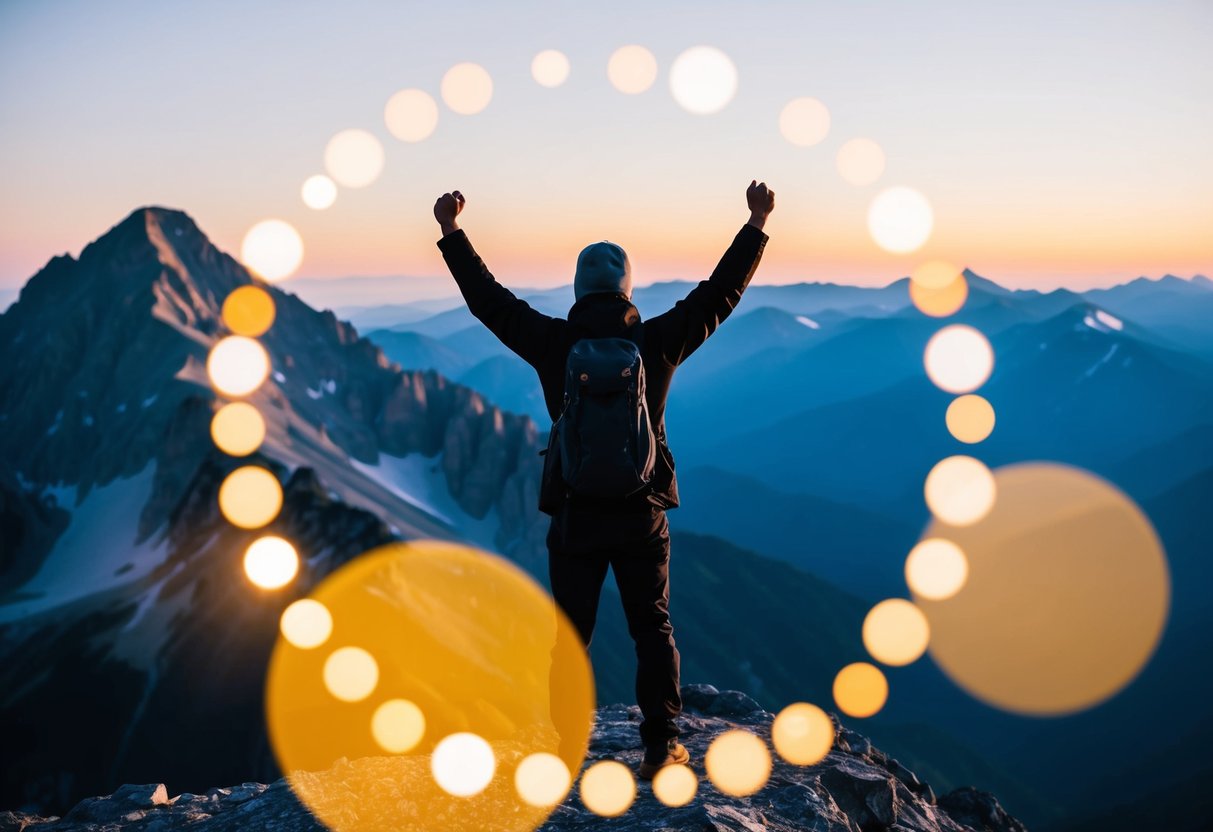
[[0, 685, 1026, 832]]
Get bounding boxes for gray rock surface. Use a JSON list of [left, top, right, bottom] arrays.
[[0, 685, 1026, 832]]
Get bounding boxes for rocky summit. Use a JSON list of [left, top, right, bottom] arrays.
[[0, 685, 1025, 832]]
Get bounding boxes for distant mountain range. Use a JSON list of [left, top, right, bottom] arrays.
[[2, 206, 1210, 830]]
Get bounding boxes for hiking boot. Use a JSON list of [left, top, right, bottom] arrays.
[[637, 738, 690, 780]]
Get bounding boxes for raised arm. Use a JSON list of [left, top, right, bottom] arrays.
[[433, 190, 557, 368], [648, 180, 774, 366]]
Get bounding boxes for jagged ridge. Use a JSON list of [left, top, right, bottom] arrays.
[[0, 685, 1024, 832]]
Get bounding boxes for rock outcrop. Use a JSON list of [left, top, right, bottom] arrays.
[[0, 685, 1025, 832]]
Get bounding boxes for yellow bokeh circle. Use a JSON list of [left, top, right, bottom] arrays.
[[211, 401, 266, 457], [910, 273, 968, 317], [904, 538, 969, 601], [651, 763, 698, 807], [371, 699, 426, 754], [704, 729, 771, 797], [833, 662, 888, 718], [514, 752, 571, 807], [218, 465, 283, 529], [265, 540, 595, 832], [240, 219, 304, 281], [243, 535, 299, 590], [946, 394, 996, 444], [432, 732, 495, 797], [924, 455, 997, 526], [323, 646, 379, 703], [280, 599, 333, 650], [221, 285, 276, 336], [862, 599, 930, 666], [579, 760, 635, 817], [772, 702, 834, 765], [207, 335, 270, 397], [914, 462, 1170, 716]]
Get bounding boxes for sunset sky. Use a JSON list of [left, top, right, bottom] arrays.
[[1, 0, 1210, 298]]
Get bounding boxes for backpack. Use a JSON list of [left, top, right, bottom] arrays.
[[538, 336, 657, 514]]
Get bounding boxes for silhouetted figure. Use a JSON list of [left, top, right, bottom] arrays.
[[434, 181, 773, 779]]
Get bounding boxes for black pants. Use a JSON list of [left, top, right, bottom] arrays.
[[547, 501, 682, 750]]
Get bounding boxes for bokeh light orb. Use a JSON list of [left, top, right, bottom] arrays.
[[912, 260, 961, 290], [222, 285, 276, 336], [669, 45, 738, 115], [904, 538, 969, 601], [705, 730, 771, 797], [833, 662, 888, 718], [924, 324, 994, 393], [915, 462, 1170, 715], [323, 646, 379, 703], [862, 599, 930, 666], [514, 753, 570, 807], [910, 273, 969, 317], [301, 175, 337, 210], [772, 702, 834, 766], [266, 541, 595, 832], [946, 394, 996, 443], [371, 699, 426, 754], [384, 88, 439, 142], [441, 62, 493, 115], [207, 335, 270, 397], [324, 129, 385, 188], [607, 45, 658, 94], [218, 465, 283, 529], [280, 599, 333, 649], [243, 535, 299, 590], [432, 732, 495, 797], [868, 187, 933, 253], [531, 50, 570, 88], [924, 455, 997, 526], [836, 138, 885, 186], [779, 97, 830, 147], [240, 219, 304, 282], [579, 760, 635, 817], [211, 401, 266, 457], [651, 763, 698, 807]]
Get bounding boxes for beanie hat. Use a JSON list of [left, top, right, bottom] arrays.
[[573, 240, 632, 301]]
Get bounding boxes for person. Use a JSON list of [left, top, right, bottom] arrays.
[[433, 181, 773, 780]]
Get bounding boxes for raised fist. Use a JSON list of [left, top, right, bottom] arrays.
[[746, 180, 775, 218], [434, 190, 465, 227]]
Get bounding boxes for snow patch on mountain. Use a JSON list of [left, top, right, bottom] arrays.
[[0, 463, 165, 622], [1083, 308, 1123, 332], [348, 451, 503, 553], [795, 314, 821, 329]]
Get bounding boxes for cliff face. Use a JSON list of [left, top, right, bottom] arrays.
[[0, 685, 1025, 832]]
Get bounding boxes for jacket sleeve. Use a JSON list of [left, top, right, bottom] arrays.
[[647, 222, 769, 366], [436, 229, 557, 368]]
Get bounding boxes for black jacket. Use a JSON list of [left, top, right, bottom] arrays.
[[436, 222, 770, 510]]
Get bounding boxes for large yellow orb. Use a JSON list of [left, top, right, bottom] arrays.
[[915, 462, 1170, 716], [265, 540, 595, 832]]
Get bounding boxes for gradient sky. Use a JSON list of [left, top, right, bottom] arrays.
[[1, 0, 1210, 295]]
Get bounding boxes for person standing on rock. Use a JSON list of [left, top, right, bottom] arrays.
[[434, 181, 773, 780]]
